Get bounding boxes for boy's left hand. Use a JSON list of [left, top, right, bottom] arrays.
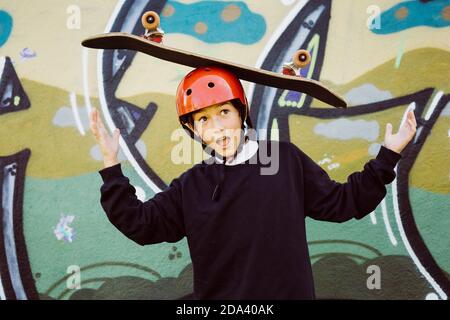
[[383, 109, 417, 154]]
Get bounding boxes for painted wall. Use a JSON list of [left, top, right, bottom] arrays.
[[0, 0, 448, 300]]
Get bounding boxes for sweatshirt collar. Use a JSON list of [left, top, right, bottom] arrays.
[[213, 138, 259, 165]]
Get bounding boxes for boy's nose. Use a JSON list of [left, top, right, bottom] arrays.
[[211, 116, 225, 130]]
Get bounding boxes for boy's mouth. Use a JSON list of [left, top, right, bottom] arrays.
[[215, 136, 230, 148]]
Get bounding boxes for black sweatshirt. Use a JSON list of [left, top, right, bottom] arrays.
[[98, 140, 402, 299]]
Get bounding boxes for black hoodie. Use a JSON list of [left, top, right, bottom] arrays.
[[98, 139, 401, 299]]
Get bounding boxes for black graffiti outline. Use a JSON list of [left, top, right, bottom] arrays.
[[0, 149, 39, 300], [101, 0, 168, 191], [0, 57, 30, 115]]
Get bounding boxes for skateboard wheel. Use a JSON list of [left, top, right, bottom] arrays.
[[141, 11, 160, 30], [293, 49, 311, 68]]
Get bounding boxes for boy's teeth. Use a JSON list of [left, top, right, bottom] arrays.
[[217, 137, 228, 144]]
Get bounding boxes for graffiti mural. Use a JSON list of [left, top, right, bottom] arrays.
[[0, 0, 448, 300]]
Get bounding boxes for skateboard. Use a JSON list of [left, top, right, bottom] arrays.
[[82, 11, 346, 109]]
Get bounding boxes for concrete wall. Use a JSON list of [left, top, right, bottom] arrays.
[[0, 0, 448, 300]]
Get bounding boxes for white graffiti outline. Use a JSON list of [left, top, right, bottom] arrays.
[[69, 92, 85, 135], [391, 99, 447, 300]]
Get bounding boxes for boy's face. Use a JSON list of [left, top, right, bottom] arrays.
[[190, 101, 243, 160]]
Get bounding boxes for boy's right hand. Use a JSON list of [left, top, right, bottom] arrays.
[[89, 108, 121, 167]]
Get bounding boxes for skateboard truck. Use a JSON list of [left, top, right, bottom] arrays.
[[282, 49, 311, 77], [141, 11, 164, 43]]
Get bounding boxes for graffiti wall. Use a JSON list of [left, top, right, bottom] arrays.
[[0, 0, 448, 300]]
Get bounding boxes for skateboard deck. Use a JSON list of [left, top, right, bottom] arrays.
[[82, 32, 347, 109]]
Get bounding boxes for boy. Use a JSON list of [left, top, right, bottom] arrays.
[[90, 66, 417, 299]]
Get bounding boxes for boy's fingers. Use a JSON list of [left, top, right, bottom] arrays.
[[408, 110, 416, 126], [92, 124, 100, 137], [90, 114, 97, 132], [89, 111, 95, 128], [94, 109, 101, 125], [408, 118, 416, 131], [91, 108, 114, 143], [385, 123, 393, 137], [113, 128, 121, 143], [94, 110, 100, 123], [97, 114, 106, 130], [90, 109, 106, 141], [89, 112, 98, 133], [95, 119, 106, 138], [96, 118, 108, 137], [98, 122, 107, 137]]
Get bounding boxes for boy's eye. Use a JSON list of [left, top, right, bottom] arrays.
[[221, 109, 230, 115], [198, 116, 207, 123]]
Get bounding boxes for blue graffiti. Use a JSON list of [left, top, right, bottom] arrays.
[[371, 0, 450, 34], [0, 10, 13, 47], [161, 1, 265, 44]]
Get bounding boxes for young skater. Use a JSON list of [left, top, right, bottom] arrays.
[[90, 66, 417, 299]]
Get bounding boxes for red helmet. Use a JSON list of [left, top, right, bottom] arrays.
[[176, 66, 250, 132]]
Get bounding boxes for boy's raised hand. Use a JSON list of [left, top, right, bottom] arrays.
[[89, 108, 121, 167], [383, 108, 417, 154]]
